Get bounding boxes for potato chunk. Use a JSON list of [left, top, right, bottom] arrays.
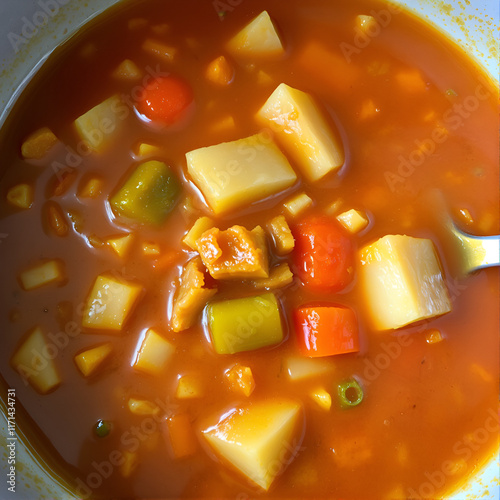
[[19, 259, 65, 290], [196, 225, 269, 280], [133, 328, 175, 376], [11, 327, 61, 394], [74, 343, 112, 377], [171, 257, 217, 332], [74, 95, 125, 152], [106, 234, 134, 258], [336, 208, 369, 234], [175, 374, 204, 399], [226, 11, 284, 58], [202, 399, 302, 490], [186, 134, 296, 214], [257, 83, 344, 182], [82, 274, 142, 331], [359, 235, 452, 330], [182, 216, 215, 250], [21, 127, 58, 159], [266, 215, 294, 255]]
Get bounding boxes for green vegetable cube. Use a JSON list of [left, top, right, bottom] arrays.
[[110, 160, 180, 225], [207, 293, 284, 354]]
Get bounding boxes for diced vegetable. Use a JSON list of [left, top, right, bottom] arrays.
[[142, 241, 160, 256], [142, 39, 177, 61], [285, 356, 334, 381], [359, 235, 452, 330], [11, 326, 61, 394], [48, 169, 77, 197], [175, 374, 204, 399], [202, 399, 302, 491], [19, 259, 66, 290], [78, 175, 104, 199], [226, 11, 284, 58], [310, 388, 332, 411], [257, 83, 344, 182], [355, 15, 377, 34], [133, 328, 175, 376], [182, 216, 215, 250], [137, 75, 192, 124], [336, 208, 369, 234], [324, 198, 343, 216], [224, 364, 256, 397], [21, 127, 58, 159], [82, 274, 142, 331], [425, 329, 444, 344], [110, 160, 180, 226], [171, 257, 217, 332], [7, 184, 33, 209], [74, 95, 125, 152], [135, 142, 160, 157], [337, 378, 364, 408], [74, 343, 112, 377], [106, 234, 134, 258], [294, 305, 359, 357], [196, 225, 269, 280], [283, 192, 313, 218], [94, 419, 112, 438], [127, 397, 160, 416], [395, 69, 427, 92], [113, 59, 142, 80], [257, 70, 273, 85], [186, 133, 297, 214], [205, 55, 234, 85], [359, 99, 379, 120], [249, 263, 293, 291], [166, 414, 198, 459], [120, 450, 138, 478], [293, 216, 354, 293], [45, 202, 69, 237], [207, 292, 284, 354], [266, 215, 294, 255]]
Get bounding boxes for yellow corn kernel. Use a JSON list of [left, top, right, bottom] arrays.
[[127, 397, 160, 416], [282, 192, 313, 218], [74, 343, 112, 377], [46, 202, 69, 237], [182, 217, 215, 250], [19, 259, 65, 290], [175, 374, 204, 399], [310, 388, 332, 411], [205, 55, 234, 85], [120, 451, 138, 478], [142, 39, 177, 61], [224, 364, 255, 397], [425, 329, 443, 344], [21, 127, 58, 159], [106, 234, 134, 258], [457, 208, 474, 225], [266, 215, 294, 255], [7, 184, 33, 209], [79, 176, 104, 199], [336, 209, 369, 234]]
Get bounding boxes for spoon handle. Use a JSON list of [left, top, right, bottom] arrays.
[[450, 227, 500, 273]]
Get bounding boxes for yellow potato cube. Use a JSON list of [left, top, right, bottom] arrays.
[[282, 192, 313, 218], [257, 83, 344, 182], [74, 95, 125, 152], [21, 127, 58, 159], [135, 142, 160, 157], [205, 55, 234, 85], [142, 242, 161, 256], [106, 234, 134, 258], [113, 59, 142, 80], [127, 397, 160, 416], [11, 326, 61, 394], [133, 328, 175, 376], [359, 235, 452, 330], [186, 133, 297, 215], [19, 259, 65, 290], [266, 215, 294, 255], [82, 274, 142, 331], [78, 176, 104, 199], [202, 399, 302, 491], [227, 11, 284, 58], [175, 374, 204, 399], [224, 364, 255, 397], [182, 216, 215, 250], [142, 38, 177, 61], [310, 388, 332, 411], [74, 343, 112, 377], [336, 209, 369, 234], [7, 184, 34, 209], [285, 356, 334, 381]]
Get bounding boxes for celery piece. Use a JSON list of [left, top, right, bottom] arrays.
[[207, 292, 284, 354], [110, 160, 180, 226]]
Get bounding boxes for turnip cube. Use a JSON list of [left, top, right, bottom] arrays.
[[257, 83, 344, 182], [11, 327, 61, 394], [186, 134, 296, 214], [19, 259, 65, 290], [359, 235, 452, 330], [82, 275, 142, 331], [74, 95, 125, 152], [202, 399, 302, 490], [133, 328, 175, 376], [226, 11, 284, 58], [74, 343, 112, 377]]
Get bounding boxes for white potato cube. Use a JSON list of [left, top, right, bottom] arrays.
[[19, 259, 65, 290], [186, 134, 297, 214], [226, 11, 284, 58], [133, 328, 175, 376], [359, 235, 452, 330], [11, 327, 61, 393], [74, 95, 125, 152], [285, 356, 334, 381], [336, 209, 369, 234], [257, 83, 344, 182], [82, 274, 142, 331], [202, 399, 302, 490]]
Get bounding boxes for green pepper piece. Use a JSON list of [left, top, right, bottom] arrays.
[[110, 160, 180, 225], [207, 292, 284, 354], [94, 419, 112, 438], [338, 378, 364, 408]]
